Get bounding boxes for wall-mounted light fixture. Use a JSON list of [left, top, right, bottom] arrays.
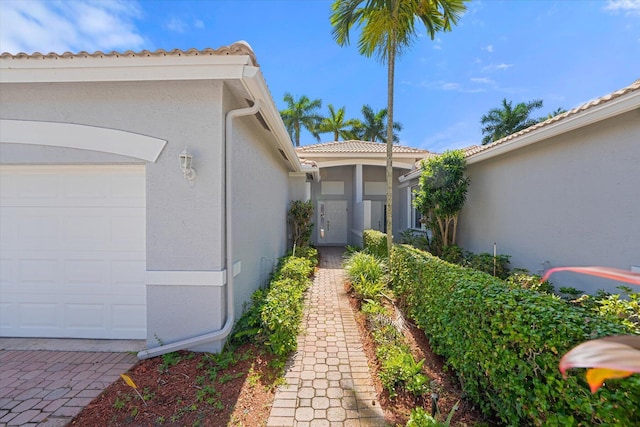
[[179, 148, 197, 181]]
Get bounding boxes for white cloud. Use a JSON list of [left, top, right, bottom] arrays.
[[165, 16, 206, 33], [604, 0, 640, 15], [482, 44, 493, 53], [482, 63, 514, 72], [166, 17, 187, 33], [0, 0, 144, 54], [470, 77, 494, 84]]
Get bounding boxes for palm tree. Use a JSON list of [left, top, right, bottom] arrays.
[[359, 104, 403, 143], [331, 0, 467, 254], [280, 93, 323, 146], [480, 98, 544, 145], [539, 107, 567, 123], [318, 104, 361, 141]]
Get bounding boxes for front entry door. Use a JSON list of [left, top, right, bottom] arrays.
[[318, 200, 347, 245]]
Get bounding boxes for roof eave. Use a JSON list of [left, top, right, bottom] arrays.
[[467, 89, 640, 165], [240, 66, 302, 173], [0, 51, 254, 83]]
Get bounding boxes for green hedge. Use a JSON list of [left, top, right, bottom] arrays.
[[232, 254, 314, 358], [363, 229, 387, 258], [390, 244, 640, 426]]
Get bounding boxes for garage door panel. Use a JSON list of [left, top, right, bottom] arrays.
[[19, 302, 59, 329], [0, 165, 146, 339]]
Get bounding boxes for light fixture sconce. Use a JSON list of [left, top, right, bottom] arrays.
[[179, 148, 197, 181]]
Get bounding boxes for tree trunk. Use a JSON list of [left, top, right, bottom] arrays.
[[452, 213, 459, 246], [386, 39, 396, 257]]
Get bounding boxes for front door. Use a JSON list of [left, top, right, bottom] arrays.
[[318, 200, 347, 245]]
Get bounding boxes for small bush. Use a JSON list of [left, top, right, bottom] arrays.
[[377, 344, 429, 398], [400, 229, 430, 252], [506, 268, 554, 293], [464, 251, 511, 279], [363, 229, 388, 258], [287, 246, 318, 266], [233, 254, 315, 358], [343, 252, 387, 288], [390, 244, 639, 426]]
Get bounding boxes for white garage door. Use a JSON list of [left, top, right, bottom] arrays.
[[0, 165, 146, 339]]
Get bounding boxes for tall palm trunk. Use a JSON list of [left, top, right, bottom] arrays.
[[385, 40, 395, 255]]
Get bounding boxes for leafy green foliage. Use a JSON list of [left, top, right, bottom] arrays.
[[343, 251, 388, 301], [572, 287, 640, 333], [406, 403, 459, 427], [232, 254, 315, 358], [287, 246, 318, 266], [413, 150, 469, 255], [506, 269, 554, 293], [400, 229, 430, 252], [280, 93, 322, 146], [288, 200, 314, 248], [464, 251, 511, 279], [480, 98, 544, 145], [377, 344, 429, 398], [363, 229, 388, 258], [390, 244, 640, 426]]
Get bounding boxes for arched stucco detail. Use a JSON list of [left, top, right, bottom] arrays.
[[0, 119, 167, 162]]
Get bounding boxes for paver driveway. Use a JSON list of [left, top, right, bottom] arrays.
[[0, 339, 141, 426]]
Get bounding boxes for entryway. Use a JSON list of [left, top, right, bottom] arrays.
[[317, 200, 347, 245]]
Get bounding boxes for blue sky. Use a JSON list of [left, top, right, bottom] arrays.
[[1, 0, 638, 152]]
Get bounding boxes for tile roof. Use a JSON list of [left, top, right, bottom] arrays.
[[464, 79, 640, 157], [0, 42, 259, 66], [296, 140, 429, 154]]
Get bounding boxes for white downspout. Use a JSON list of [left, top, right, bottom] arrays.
[[138, 100, 262, 360]]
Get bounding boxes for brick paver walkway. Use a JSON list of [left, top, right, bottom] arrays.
[[0, 350, 137, 426], [267, 247, 386, 427]]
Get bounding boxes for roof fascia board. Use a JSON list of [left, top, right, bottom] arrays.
[[297, 152, 424, 160], [240, 65, 302, 172], [316, 158, 414, 169], [0, 55, 252, 83], [468, 90, 640, 165]]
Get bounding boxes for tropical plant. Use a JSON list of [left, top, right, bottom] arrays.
[[280, 93, 323, 146], [358, 104, 403, 143], [480, 98, 544, 145], [413, 150, 469, 255], [538, 106, 567, 122], [287, 200, 314, 248], [331, 0, 468, 255], [318, 104, 361, 141]]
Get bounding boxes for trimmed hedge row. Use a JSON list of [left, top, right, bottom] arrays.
[[261, 255, 314, 356], [363, 229, 387, 258], [390, 244, 640, 426]]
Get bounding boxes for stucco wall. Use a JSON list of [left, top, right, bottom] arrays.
[[0, 78, 295, 351], [0, 80, 226, 271], [230, 96, 291, 319], [457, 109, 640, 292]]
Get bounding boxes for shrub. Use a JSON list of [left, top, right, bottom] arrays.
[[400, 229, 430, 252], [343, 251, 388, 301], [363, 229, 388, 258], [288, 200, 314, 248], [233, 254, 315, 357], [464, 251, 511, 279], [377, 343, 429, 398], [390, 244, 639, 426], [506, 268, 554, 293], [287, 246, 318, 266]]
